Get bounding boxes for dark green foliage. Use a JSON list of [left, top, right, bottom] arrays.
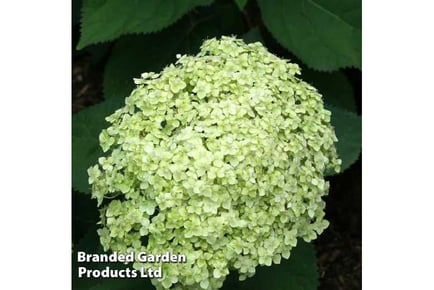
[[77, 0, 213, 49], [223, 241, 317, 290], [242, 27, 264, 44], [72, 98, 124, 193], [257, 0, 361, 71], [302, 69, 357, 113], [328, 105, 362, 173]]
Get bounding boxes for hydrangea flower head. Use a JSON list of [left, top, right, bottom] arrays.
[[88, 36, 341, 290]]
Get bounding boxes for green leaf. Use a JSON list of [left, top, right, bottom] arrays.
[[223, 240, 317, 290], [72, 98, 124, 193], [103, 7, 242, 100], [72, 227, 101, 290], [302, 69, 357, 112], [257, 0, 361, 71], [242, 27, 264, 44], [328, 105, 361, 173], [73, 226, 101, 253], [212, 0, 246, 33], [73, 192, 99, 244], [234, 0, 248, 10], [77, 0, 213, 49]]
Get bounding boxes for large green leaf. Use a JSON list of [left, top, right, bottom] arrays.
[[328, 105, 361, 173], [72, 98, 124, 193], [77, 0, 213, 49], [103, 3, 244, 100], [257, 0, 361, 71], [302, 69, 357, 112], [223, 240, 317, 290]]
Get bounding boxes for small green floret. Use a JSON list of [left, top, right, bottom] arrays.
[[88, 36, 341, 290]]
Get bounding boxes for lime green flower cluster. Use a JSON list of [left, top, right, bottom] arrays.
[[88, 36, 341, 290]]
